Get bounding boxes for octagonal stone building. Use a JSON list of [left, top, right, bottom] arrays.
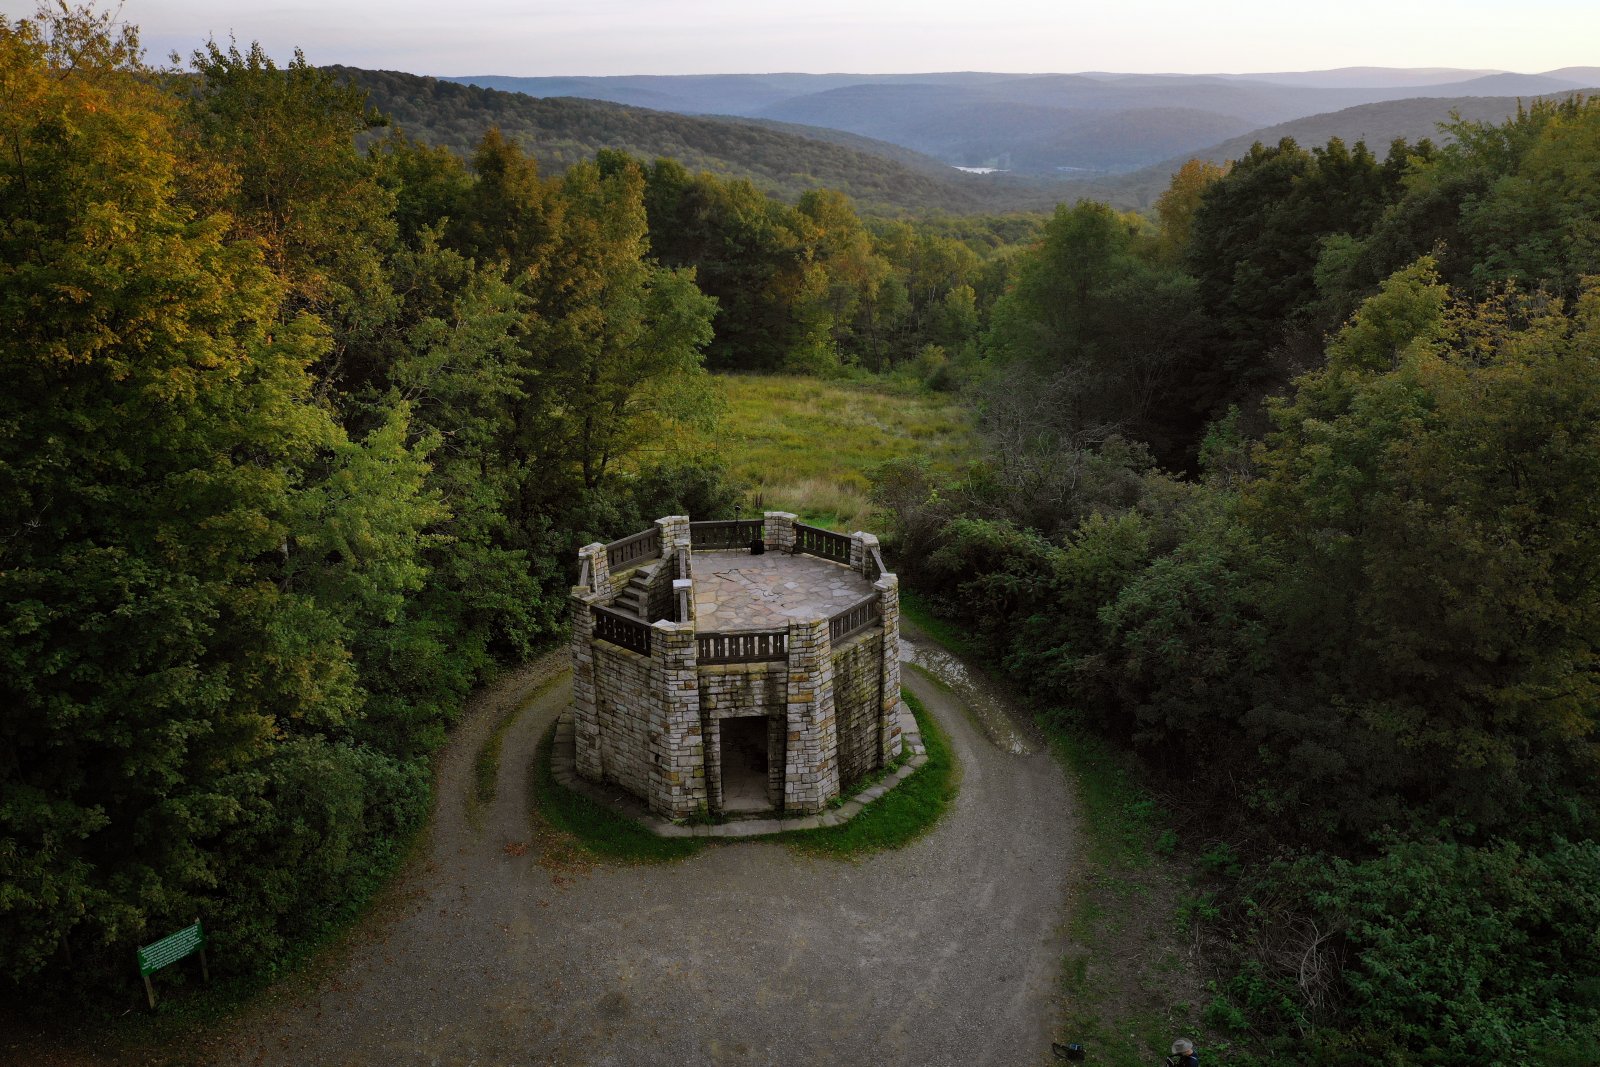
[[568, 513, 903, 819]]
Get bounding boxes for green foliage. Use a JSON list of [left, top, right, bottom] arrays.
[[0, 4, 729, 1005], [1318, 96, 1600, 322], [1292, 838, 1600, 1063], [1184, 135, 1415, 419], [881, 102, 1600, 1058], [983, 200, 1206, 465]]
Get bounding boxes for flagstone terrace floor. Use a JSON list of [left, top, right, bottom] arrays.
[[689, 548, 876, 630]]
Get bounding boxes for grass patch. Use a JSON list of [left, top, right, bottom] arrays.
[[468, 698, 526, 824], [673, 373, 980, 530], [528, 690, 955, 862], [1047, 724, 1205, 1066], [778, 689, 958, 858], [530, 724, 706, 863]]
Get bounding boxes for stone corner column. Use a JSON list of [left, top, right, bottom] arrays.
[[655, 514, 691, 555], [784, 617, 839, 813], [875, 573, 904, 762], [648, 619, 706, 819], [850, 531, 881, 578], [578, 542, 610, 596], [764, 511, 798, 554], [569, 587, 604, 781]]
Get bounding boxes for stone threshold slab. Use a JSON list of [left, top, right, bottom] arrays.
[[550, 706, 929, 840]]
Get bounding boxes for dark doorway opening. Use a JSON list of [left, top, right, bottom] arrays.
[[720, 716, 771, 813]]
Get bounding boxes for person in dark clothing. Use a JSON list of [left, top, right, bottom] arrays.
[[1167, 1037, 1199, 1067]]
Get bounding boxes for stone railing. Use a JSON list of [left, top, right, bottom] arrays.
[[689, 519, 765, 550], [827, 594, 881, 645], [592, 603, 653, 656], [794, 522, 851, 563], [606, 526, 661, 571], [696, 628, 788, 664]]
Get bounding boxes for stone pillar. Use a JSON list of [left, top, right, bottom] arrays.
[[764, 511, 797, 554], [850, 531, 881, 578], [876, 573, 904, 761], [673, 578, 693, 624], [569, 588, 604, 780], [784, 617, 839, 813], [655, 514, 690, 556], [648, 620, 707, 819], [578, 541, 609, 596]]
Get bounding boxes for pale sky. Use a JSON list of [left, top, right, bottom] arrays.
[[5, 0, 1596, 76]]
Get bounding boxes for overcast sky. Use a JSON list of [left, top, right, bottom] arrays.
[[6, 0, 1596, 75]]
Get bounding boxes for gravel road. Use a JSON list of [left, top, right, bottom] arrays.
[[215, 629, 1076, 1066]]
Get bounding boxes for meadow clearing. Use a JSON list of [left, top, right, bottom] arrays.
[[680, 373, 980, 530]]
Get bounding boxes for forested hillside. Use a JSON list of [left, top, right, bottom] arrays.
[[883, 97, 1600, 1063], [333, 66, 1077, 215], [448, 68, 1600, 176]]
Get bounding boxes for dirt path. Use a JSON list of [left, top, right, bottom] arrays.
[[204, 630, 1077, 1066]]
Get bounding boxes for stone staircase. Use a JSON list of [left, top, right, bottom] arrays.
[[611, 559, 662, 620]]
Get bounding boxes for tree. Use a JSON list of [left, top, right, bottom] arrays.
[[527, 158, 718, 491], [1, 6, 357, 983], [984, 200, 1205, 467]]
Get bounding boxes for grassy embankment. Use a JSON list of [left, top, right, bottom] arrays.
[[531, 691, 955, 861], [675, 373, 978, 531]]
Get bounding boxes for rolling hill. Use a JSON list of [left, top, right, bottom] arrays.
[[335, 67, 1597, 217], [333, 67, 1079, 215], [1098, 86, 1600, 208], [442, 68, 1597, 177]]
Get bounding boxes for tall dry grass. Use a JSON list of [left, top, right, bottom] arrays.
[[670, 374, 980, 530]]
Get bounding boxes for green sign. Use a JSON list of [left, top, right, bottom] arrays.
[[137, 921, 204, 977]]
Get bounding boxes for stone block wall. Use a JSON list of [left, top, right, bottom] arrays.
[[639, 559, 678, 622], [876, 573, 904, 761], [764, 511, 797, 553], [594, 643, 655, 796], [570, 587, 603, 780], [649, 621, 707, 818], [571, 515, 903, 821], [833, 630, 885, 789], [784, 617, 840, 813], [697, 661, 788, 812]]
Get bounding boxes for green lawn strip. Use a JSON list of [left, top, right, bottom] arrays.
[[528, 689, 955, 861], [776, 689, 958, 858], [1045, 725, 1204, 1065], [469, 702, 524, 819], [529, 724, 706, 862]]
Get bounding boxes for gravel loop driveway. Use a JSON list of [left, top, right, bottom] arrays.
[[216, 632, 1076, 1066]]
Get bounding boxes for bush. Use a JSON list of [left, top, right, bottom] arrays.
[[1269, 838, 1600, 1065]]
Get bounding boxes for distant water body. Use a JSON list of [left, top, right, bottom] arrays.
[[952, 166, 1009, 174]]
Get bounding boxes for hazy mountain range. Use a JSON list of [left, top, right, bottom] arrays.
[[442, 68, 1600, 175], [338, 66, 1598, 216]]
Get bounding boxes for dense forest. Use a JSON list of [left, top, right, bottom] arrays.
[[4, 4, 1600, 1063], [886, 100, 1600, 1062]]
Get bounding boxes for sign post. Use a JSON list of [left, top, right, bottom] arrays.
[[136, 919, 208, 1009]]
